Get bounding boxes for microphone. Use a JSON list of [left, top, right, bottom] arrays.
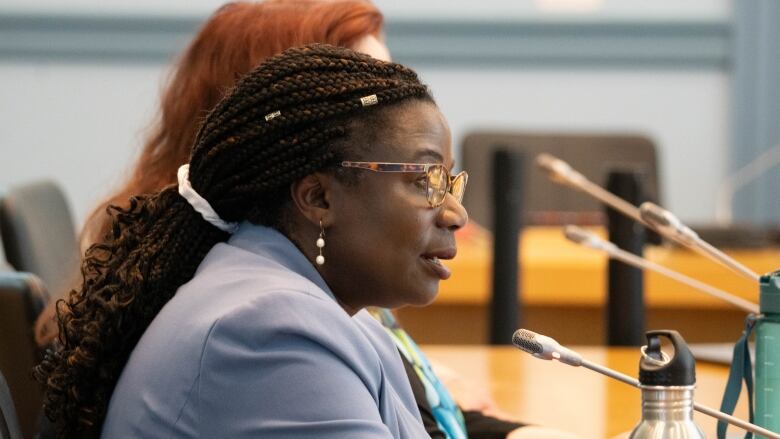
[[637, 202, 698, 244], [511, 328, 582, 366], [511, 329, 780, 439], [563, 224, 617, 253], [512, 328, 644, 387], [535, 153, 762, 283], [535, 153, 690, 247], [563, 225, 759, 313], [639, 202, 760, 282], [535, 153, 645, 224], [535, 153, 587, 187]]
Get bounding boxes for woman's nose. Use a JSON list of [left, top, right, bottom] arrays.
[[437, 193, 468, 231]]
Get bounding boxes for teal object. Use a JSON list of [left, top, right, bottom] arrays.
[[370, 308, 468, 439], [757, 271, 780, 437], [717, 315, 755, 439]]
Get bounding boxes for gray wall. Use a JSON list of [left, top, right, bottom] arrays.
[[731, 0, 780, 224], [0, 0, 746, 227]]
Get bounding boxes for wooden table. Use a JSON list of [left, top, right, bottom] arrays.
[[423, 345, 748, 438]]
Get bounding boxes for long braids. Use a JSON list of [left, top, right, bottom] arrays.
[[34, 44, 432, 439]]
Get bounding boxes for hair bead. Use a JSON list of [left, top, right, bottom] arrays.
[[264, 110, 281, 121], [360, 94, 378, 106]]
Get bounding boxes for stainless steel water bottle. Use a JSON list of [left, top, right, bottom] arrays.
[[629, 330, 705, 439]]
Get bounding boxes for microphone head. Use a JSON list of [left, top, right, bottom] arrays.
[[563, 225, 612, 251], [639, 202, 698, 242], [563, 225, 590, 245], [535, 153, 582, 186], [512, 328, 583, 366], [639, 202, 675, 229], [512, 329, 544, 355]]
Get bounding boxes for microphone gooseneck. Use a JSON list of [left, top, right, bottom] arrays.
[[511, 329, 780, 439], [563, 226, 759, 314]]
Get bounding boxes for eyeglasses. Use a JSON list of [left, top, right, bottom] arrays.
[[341, 161, 468, 207]]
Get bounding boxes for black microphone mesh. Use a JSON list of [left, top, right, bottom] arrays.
[[512, 329, 543, 354]]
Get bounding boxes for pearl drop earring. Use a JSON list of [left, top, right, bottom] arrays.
[[315, 220, 325, 265]]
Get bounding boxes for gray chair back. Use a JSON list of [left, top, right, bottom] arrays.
[[0, 272, 47, 439], [0, 370, 24, 439], [460, 131, 659, 229], [0, 180, 79, 297]]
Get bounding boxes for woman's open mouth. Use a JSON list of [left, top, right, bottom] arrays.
[[421, 255, 452, 280]]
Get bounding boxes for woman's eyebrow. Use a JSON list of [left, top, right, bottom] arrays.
[[411, 149, 444, 163], [410, 149, 456, 169]]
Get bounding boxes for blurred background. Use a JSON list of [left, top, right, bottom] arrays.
[[1, 0, 779, 345], [3, 0, 771, 225]]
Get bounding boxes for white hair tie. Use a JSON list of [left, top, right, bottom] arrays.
[[177, 164, 239, 234]]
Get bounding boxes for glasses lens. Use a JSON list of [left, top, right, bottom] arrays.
[[451, 171, 468, 203], [427, 165, 447, 206]]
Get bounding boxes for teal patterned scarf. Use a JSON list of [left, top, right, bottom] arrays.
[[370, 308, 468, 439]]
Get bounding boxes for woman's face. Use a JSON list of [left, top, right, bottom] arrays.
[[323, 100, 468, 312]]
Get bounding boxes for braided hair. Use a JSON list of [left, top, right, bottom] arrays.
[[34, 43, 433, 439]]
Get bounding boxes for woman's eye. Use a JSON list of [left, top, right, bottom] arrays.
[[414, 175, 428, 188]]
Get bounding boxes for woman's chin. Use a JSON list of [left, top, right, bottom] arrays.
[[403, 285, 440, 308]]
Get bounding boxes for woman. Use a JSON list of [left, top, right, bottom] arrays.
[[37, 44, 465, 438], [36, 3, 578, 438], [35, 1, 388, 345], [34, 3, 536, 438]]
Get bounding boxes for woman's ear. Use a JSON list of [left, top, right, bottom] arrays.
[[290, 173, 333, 226]]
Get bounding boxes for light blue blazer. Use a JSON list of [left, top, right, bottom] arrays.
[[101, 223, 429, 438]]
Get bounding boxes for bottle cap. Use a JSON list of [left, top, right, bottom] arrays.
[[760, 269, 780, 314], [638, 330, 696, 386]]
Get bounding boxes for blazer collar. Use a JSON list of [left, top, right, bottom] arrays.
[[227, 222, 337, 302]]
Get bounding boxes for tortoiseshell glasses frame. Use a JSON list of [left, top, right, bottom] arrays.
[[341, 161, 468, 207]]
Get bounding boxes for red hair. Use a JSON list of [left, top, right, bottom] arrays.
[[83, 0, 383, 245]]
